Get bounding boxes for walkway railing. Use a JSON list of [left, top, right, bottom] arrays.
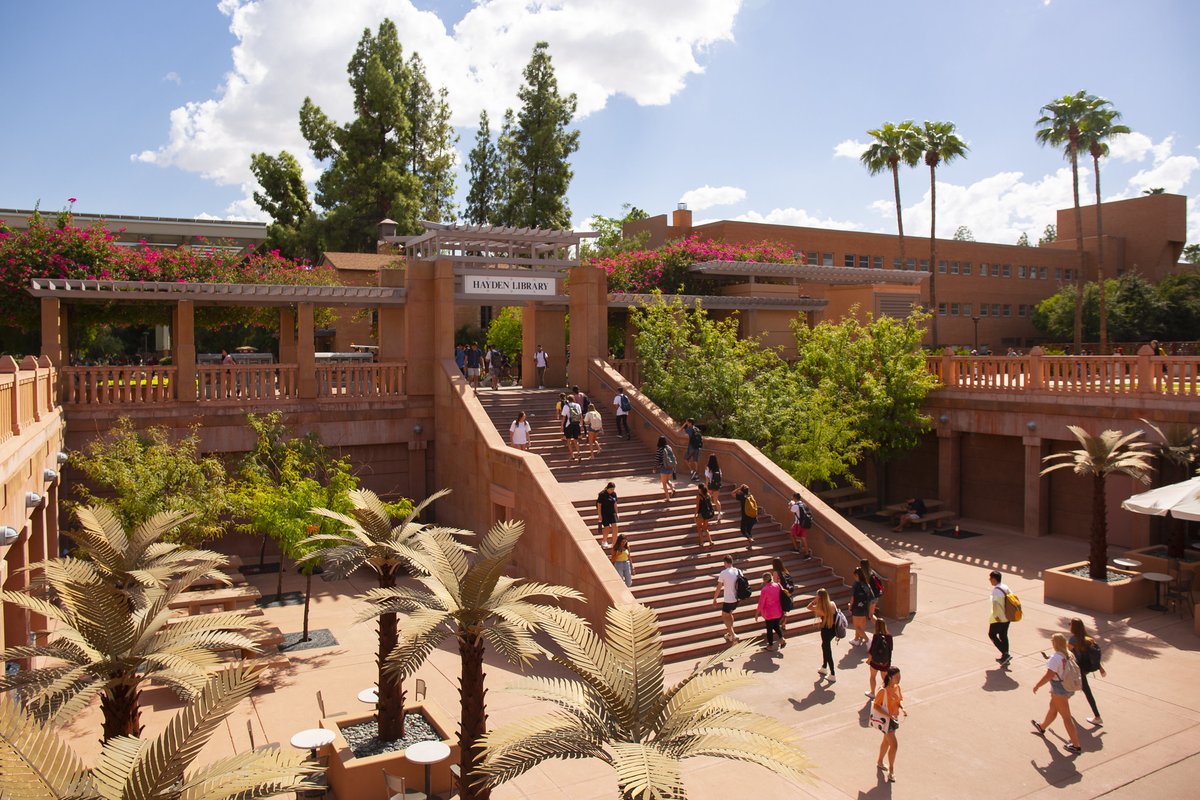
[[1, 356, 57, 447], [197, 365, 296, 402], [316, 362, 406, 398], [64, 365, 178, 404]]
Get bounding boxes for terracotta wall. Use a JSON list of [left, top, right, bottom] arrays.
[[885, 435, 938, 505], [960, 433, 1024, 528]]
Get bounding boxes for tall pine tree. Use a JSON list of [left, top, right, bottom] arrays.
[[465, 110, 501, 224], [249, 150, 322, 261], [404, 53, 457, 222], [499, 42, 579, 230]]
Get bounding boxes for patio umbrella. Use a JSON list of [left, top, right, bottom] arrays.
[[1121, 476, 1200, 522]]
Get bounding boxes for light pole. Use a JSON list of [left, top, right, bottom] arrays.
[[971, 315, 981, 352]]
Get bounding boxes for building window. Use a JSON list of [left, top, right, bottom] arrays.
[[859, 255, 870, 268], [980, 304, 989, 316], [907, 258, 916, 270], [893, 257, 903, 269], [962, 261, 972, 275], [822, 252, 834, 266], [1040, 266, 1048, 279], [873, 256, 883, 269], [844, 254, 856, 268], [1055, 268, 1063, 280], [920, 259, 929, 271], [1003, 304, 1011, 317], [962, 303, 972, 316], [951, 303, 960, 316], [980, 262, 989, 277], [991, 263, 1001, 276], [950, 261, 959, 274], [1065, 268, 1073, 281], [991, 303, 1001, 316], [1002, 264, 1011, 277], [1018, 304, 1026, 317], [938, 260, 947, 273], [938, 302, 947, 316]]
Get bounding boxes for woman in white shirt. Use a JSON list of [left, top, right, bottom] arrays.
[[583, 403, 603, 459], [1031, 632, 1082, 753], [509, 411, 532, 450]]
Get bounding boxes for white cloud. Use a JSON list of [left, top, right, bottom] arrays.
[[679, 185, 746, 211], [719, 207, 863, 230], [833, 138, 868, 160], [1106, 131, 1172, 163], [135, 0, 744, 214], [163, 71, 181, 85]]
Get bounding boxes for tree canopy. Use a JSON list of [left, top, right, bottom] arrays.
[[1031, 272, 1194, 342]]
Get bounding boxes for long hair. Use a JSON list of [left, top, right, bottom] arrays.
[[613, 534, 628, 553], [815, 587, 833, 623], [656, 435, 667, 449], [874, 618, 889, 636], [1051, 632, 1070, 657], [513, 411, 526, 424], [707, 453, 720, 472], [854, 566, 867, 583], [883, 666, 900, 687], [1069, 618, 1093, 648], [771, 556, 789, 579]]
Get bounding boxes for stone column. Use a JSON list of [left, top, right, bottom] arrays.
[[279, 308, 297, 365], [297, 302, 316, 399], [377, 268, 406, 362], [1023, 435, 1050, 536], [567, 264, 608, 389], [28, 500, 48, 635], [2, 528, 30, 665], [40, 297, 65, 367], [521, 301, 540, 389], [175, 300, 197, 401], [937, 427, 962, 514]]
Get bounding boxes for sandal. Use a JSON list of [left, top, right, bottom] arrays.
[[1031, 720, 1045, 736]]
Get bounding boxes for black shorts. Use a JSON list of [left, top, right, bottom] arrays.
[[565, 422, 581, 439], [600, 511, 617, 527], [721, 601, 738, 614]]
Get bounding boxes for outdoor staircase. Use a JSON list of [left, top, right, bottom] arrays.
[[476, 387, 851, 662]]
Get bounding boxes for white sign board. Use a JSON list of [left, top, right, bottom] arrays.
[[463, 274, 556, 297]]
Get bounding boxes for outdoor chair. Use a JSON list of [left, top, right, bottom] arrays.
[[295, 755, 330, 799], [316, 690, 346, 720], [383, 770, 427, 800], [414, 678, 426, 703]]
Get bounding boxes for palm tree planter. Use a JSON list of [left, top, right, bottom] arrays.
[[1042, 561, 1153, 614], [321, 703, 459, 800]]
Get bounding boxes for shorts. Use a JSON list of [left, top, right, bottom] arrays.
[[658, 467, 674, 476], [1050, 679, 1073, 697], [905, 512, 920, 522], [686, 445, 701, 460], [489, 366, 500, 376], [565, 422, 581, 439], [868, 660, 890, 672], [467, 367, 480, 377], [790, 523, 808, 539], [887, 718, 900, 733], [721, 601, 738, 614], [600, 510, 617, 527]]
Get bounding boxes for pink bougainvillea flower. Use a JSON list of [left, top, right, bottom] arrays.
[[67, 197, 77, 204]]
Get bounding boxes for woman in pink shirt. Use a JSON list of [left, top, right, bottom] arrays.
[[755, 573, 785, 652]]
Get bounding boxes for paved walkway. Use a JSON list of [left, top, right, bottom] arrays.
[[54, 521, 1199, 798]]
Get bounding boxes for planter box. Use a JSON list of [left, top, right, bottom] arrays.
[[1122, 546, 1200, 577], [322, 704, 460, 800], [1043, 561, 1154, 614]]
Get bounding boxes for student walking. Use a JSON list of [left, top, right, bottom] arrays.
[[679, 418, 703, 479], [713, 555, 742, 643], [556, 393, 568, 441], [788, 492, 812, 557], [807, 587, 839, 683], [1032, 633, 1083, 753], [613, 388, 632, 439], [988, 570, 1012, 667], [873, 666, 905, 782], [851, 567, 872, 645], [861, 558, 883, 620], [610, 534, 634, 587], [704, 454, 724, 518], [1069, 617, 1107, 725], [534, 345, 549, 388], [654, 436, 677, 500], [694, 485, 715, 546], [561, 394, 583, 461], [755, 573, 785, 651], [508, 411, 532, 451], [583, 403, 604, 458], [771, 557, 795, 635], [867, 618, 894, 698], [595, 482, 619, 550], [734, 483, 757, 546]]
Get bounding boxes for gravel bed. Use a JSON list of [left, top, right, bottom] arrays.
[[1065, 566, 1132, 583], [278, 628, 337, 652], [341, 712, 440, 759]]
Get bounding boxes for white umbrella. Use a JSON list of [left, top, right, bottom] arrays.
[[1121, 476, 1200, 522]]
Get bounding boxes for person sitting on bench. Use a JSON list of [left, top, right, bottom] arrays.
[[893, 497, 928, 532]]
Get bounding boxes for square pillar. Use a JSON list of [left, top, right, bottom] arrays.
[[28, 502, 48, 634], [40, 297, 66, 367], [174, 300, 197, 402], [404, 259, 455, 397], [378, 268, 406, 362], [297, 302, 316, 399], [3, 529, 30, 664], [937, 428, 962, 514], [568, 264, 608, 390], [279, 308, 297, 365], [1023, 435, 1051, 536]]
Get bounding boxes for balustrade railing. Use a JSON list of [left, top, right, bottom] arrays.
[[315, 362, 406, 398], [63, 365, 177, 405], [927, 350, 1198, 396], [196, 364, 296, 402], [1, 356, 58, 445]]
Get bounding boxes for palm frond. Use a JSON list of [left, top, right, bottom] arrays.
[[475, 714, 609, 787], [481, 616, 542, 669], [384, 609, 453, 679], [603, 605, 664, 739], [0, 692, 93, 800], [177, 745, 320, 800], [609, 741, 684, 800]]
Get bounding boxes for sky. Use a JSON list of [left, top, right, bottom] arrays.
[[3, 0, 1199, 248]]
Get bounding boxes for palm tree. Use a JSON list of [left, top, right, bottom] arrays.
[[300, 488, 460, 740], [65, 505, 230, 608], [1042, 426, 1154, 580], [919, 120, 968, 349], [1140, 419, 1200, 558], [1036, 90, 1094, 354], [362, 519, 581, 800], [860, 121, 924, 265], [476, 604, 808, 799], [0, 562, 261, 741], [0, 664, 320, 800], [1078, 96, 1131, 354]]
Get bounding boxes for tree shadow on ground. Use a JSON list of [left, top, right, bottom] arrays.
[[1035, 614, 1183, 663]]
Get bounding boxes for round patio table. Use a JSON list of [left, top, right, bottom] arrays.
[[405, 740, 451, 800], [290, 727, 335, 757], [1143, 572, 1173, 612], [357, 687, 378, 704], [1112, 558, 1142, 570]]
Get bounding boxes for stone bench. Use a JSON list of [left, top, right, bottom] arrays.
[[914, 510, 957, 531], [168, 585, 261, 615]]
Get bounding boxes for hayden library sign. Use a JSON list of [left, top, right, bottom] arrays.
[[462, 273, 557, 298]]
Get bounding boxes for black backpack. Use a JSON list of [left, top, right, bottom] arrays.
[[708, 468, 722, 490], [869, 634, 893, 665], [688, 426, 703, 449], [797, 501, 813, 529], [734, 570, 752, 601], [619, 393, 631, 412], [699, 496, 715, 520], [779, 574, 795, 613]]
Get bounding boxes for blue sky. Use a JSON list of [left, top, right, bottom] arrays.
[[3, 0, 1198, 246]]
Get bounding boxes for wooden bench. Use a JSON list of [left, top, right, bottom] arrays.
[[832, 495, 876, 514], [184, 570, 248, 591], [883, 499, 945, 521], [168, 586, 261, 615], [913, 510, 957, 531]]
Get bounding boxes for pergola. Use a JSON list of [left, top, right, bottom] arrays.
[[689, 260, 931, 285]]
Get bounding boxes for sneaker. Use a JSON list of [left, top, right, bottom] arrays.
[[779, 639, 787, 649], [827, 674, 836, 683], [865, 690, 875, 698], [999, 655, 1012, 666], [1064, 744, 1082, 754], [1088, 717, 1103, 726], [1031, 720, 1045, 736], [818, 667, 827, 677]]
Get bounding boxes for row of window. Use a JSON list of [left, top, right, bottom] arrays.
[[936, 302, 1035, 318], [833, 252, 1074, 281]]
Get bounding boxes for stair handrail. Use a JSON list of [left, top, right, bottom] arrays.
[[589, 358, 913, 618]]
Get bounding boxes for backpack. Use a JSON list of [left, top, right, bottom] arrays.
[[833, 608, 848, 640], [708, 468, 722, 490], [869, 573, 884, 600], [1059, 654, 1083, 692], [688, 427, 703, 449], [779, 575, 795, 613], [1079, 640, 1102, 674], [744, 494, 758, 518], [619, 393, 631, 413], [568, 402, 582, 424], [662, 445, 677, 469], [869, 633, 892, 665], [1002, 590, 1022, 622], [699, 496, 715, 520], [734, 570, 752, 601], [798, 502, 814, 529]]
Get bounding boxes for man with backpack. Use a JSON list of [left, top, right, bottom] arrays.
[[988, 570, 1015, 667], [613, 389, 632, 439], [789, 492, 813, 558], [679, 418, 703, 480], [713, 555, 747, 644], [561, 395, 583, 461], [735, 484, 757, 546]]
